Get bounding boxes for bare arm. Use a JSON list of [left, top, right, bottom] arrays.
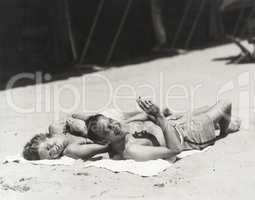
[[123, 144, 177, 162], [121, 98, 184, 161], [123, 111, 149, 123], [137, 98, 183, 153], [155, 115, 183, 152], [73, 110, 147, 123], [72, 112, 93, 121], [63, 143, 108, 160]]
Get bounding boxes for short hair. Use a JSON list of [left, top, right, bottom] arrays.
[[86, 114, 108, 145], [23, 133, 51, 160]]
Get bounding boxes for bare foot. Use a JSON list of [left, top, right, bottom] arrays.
[[226, 117, 241, 134], [217, 100, 232, 136]]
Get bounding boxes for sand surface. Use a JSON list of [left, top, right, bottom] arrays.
[[0, 44, 255, 200]]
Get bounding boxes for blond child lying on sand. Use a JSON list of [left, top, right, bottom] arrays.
[[23, 98, 241, 161]]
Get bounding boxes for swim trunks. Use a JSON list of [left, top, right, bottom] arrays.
[[168, 114, 216, 150]]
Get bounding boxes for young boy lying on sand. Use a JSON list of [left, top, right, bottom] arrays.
[[23, 98, 240, 161]]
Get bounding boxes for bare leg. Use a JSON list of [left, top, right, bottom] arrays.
[[191, 105, 211, 116], [205, 100, 232, 137], [163, 103, 242, 133], [163, 105, 211, 117]]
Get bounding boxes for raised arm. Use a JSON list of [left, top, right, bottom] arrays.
[[73, 110, 149, 124], [137, 97, 183, 153]]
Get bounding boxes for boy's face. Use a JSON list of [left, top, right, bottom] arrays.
[[93, 116, 124, 143], [38, 135, 67, 159]]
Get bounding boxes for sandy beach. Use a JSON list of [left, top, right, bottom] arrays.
[[0, 43, 255, 200]]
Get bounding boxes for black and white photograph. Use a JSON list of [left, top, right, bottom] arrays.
[[0, 0, 254, 199]]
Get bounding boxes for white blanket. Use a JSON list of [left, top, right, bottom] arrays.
[[2, 147, 210, 177]]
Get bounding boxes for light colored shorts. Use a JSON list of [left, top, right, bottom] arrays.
[[168, 114, 216, 150]]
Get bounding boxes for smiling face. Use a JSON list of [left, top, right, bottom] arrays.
[[38, 135, 68, 159], [87, 115, 125, 144]]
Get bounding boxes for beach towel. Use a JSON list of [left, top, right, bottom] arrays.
[[2, 147, 210, 177]]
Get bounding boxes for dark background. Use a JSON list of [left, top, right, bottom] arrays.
[[0, 0, 254, 83]]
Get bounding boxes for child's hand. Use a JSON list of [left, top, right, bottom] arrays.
[[136, 97, 162, 116], [133, 131, 160, 146], [136, 97, 163, 125]]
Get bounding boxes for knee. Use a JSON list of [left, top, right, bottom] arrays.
[[218, 99, 232, 109]]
